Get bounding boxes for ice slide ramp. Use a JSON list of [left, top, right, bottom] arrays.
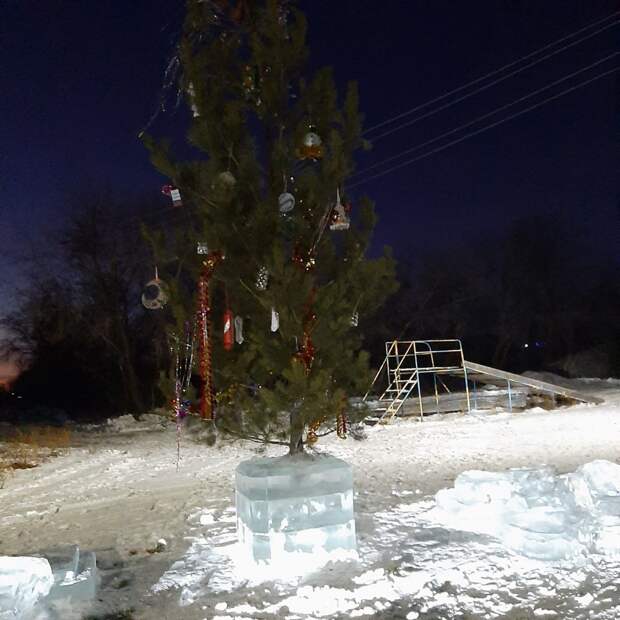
[[462, 360, 603, 405]]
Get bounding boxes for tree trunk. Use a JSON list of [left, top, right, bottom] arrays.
[[116, 317, 144, 418], [288, 410, 305, 455]]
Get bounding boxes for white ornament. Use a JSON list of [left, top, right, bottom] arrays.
[[351, 311, 359, 327], [234, 316, 244, 344], [188, 82, 200, 118], [256, 266, 269, 291], [271, 308, 279, 332], [141, 278, 169, 310], [278, 192, 295, 214], [303, 131, 322, 147], [197, 242, 209, 254], [170, 188, 182, 207], [218, 171, 236, 186]]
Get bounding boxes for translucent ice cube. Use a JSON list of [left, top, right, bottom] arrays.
[[235, 454, 357, 565]]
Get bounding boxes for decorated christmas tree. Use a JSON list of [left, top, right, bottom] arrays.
[[143, 0, 397, 455]]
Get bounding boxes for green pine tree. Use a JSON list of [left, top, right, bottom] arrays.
[[143, 0, 397, 454]]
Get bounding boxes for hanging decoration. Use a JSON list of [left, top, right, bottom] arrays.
[[223, 308, 234, 351], [279, 172, 295, 214], [270, 308, 280, 332], [196, 251, 224, 420], [187, 82, 200, 118], [242, 64, 260, 105], [292, 244, 316, 272], [197, 242, 209, 255], [294, 288, 317, 372], [217, 170, 236, 187], [350, 311, 359, 327], [294, 330, 315, 371], [256, 266, 269, 290], [171, 324, 195, 469], [296, 125, 323, 160], [234, 315, 244, 344], [278, 191, 295, 214], [330, 188, 350, 231], [162, 184, 183, 207], [337, 411, 347, 439], [141, 267, 169, 310], [306, 419, 321, 445]]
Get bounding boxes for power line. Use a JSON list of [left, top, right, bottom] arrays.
[[363, 10, 620, 137], [348, 67, 619, 189], [350, 52, 618, 180]]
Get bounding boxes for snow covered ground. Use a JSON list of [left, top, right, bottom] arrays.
[[1, 376, 619, 619]]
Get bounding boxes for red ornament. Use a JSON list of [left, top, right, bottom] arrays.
[[223, 309, 234, 351], [295, 331, 315, 372]]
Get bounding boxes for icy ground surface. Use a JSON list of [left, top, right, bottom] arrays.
[[1, 376, 619, 619]]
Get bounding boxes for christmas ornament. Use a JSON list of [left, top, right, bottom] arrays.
[[197, 242, 209, 255], [234, 315, 244, 344], [171, 325, 195, 469], [223, 309, 234, 351], [292, 244, 316, 272], [294, 288, 317, 373], [350, 311, 359, 327], [296, 125, 323, 160], [294, 331, 315, 371], [278, 192, 295, 214], [330, 188, 350, 231], [306, 419, 321, 445], [196, 250, 224, 420], [162, 184, 183, 207], [141, 267, 169, 310], [187, 81, 199, 118], [270, 308, 279, 332], [217, 170, 236, 187], [256, 266, 269, 290], [242, 64, 258, 100], [337, 409, 347, 439]]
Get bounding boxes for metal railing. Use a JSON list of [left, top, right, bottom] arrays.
[[364, 339, 471, 421]]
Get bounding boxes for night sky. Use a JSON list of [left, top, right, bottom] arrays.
[[1, 1, 618, 382]]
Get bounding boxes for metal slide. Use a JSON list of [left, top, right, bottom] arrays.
[[462, 360, 604, 405]]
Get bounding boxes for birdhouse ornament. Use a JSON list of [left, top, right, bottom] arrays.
[[141, 267, 169, 310], [330, 188, 350, 231]]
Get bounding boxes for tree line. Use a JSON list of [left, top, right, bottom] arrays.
[[1, 193, 617, 423]]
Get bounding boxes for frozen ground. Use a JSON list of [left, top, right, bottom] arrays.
[[1, 376, 619, 619]]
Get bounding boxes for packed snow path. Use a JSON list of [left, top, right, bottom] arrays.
[[1, 378, 619, 619]]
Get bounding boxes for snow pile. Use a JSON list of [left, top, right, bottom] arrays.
[[0, 556, 53, 619], [426, 459, 620, 560]]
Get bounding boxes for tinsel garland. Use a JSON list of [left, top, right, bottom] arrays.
[[197, 251, 224, 419]]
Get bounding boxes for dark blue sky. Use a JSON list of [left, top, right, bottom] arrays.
[[2, 0, 618, 319]]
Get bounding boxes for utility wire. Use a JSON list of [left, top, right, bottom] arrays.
[[350, 52, 618, 180], [365, 20, 618, 144], [348, 67, 619, 189], [364, 10, 619, 137]]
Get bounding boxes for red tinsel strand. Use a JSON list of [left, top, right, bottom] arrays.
[[196, 252, 224, 420]]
